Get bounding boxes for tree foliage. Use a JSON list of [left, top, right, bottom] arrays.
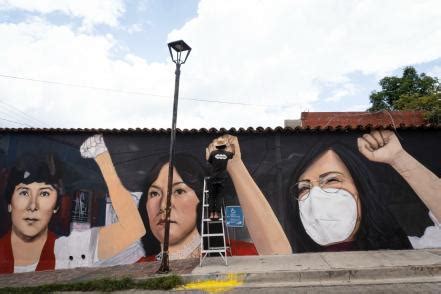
[[368, 66, 441, 123]]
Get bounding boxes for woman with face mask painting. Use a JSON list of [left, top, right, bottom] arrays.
[[285, 130, 441, 252], [0, 135, 145, 273]]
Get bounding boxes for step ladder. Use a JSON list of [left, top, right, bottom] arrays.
[[200, 177, 228, 266]]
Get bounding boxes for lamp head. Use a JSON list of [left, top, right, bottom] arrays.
[[168, 40, 191, 64]]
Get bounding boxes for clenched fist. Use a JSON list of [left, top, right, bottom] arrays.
[[205, 134, 241, 161], [80, 134, 108, 159], [357, 130, 404, 165]]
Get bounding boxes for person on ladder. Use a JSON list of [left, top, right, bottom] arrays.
[[206, 137, 233, 220]]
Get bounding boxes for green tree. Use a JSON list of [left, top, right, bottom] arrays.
[[368, 66, 441, 123]]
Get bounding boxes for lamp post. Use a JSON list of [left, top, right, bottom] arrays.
[[157, 40, 191, 273]]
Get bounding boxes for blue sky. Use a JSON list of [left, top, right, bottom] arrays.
[[0, 0, 440, 129], [100, 0, 200, 63]]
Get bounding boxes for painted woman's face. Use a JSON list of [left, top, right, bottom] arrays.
[[146, 164, 200, 245], [298, 150, 361, 241], [10, 182, 58, 240]]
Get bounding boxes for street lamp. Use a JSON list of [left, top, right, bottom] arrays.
[[157, 40, 192, 273]]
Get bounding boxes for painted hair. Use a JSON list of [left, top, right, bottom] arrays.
[[4, 154, 63, 210], [138, 153, 207, 256], [286, 140, 412, 252]]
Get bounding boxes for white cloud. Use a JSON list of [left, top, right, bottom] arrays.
[[429, 66, 441, 78], [0, 0, 125, 28], [324, 84, 358, 102], [0, 0, 441, 129], [166, 0, 441, 127], [0, 18, 174, 128]]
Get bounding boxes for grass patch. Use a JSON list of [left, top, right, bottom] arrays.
[[0, 275, 183, 293]]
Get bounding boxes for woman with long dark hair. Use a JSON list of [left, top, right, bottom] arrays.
[[135, 134, 291, 261], [137, 153, 206, 260], [285, 130, 441, 253]]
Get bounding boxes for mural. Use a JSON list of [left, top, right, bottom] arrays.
[[0, 128, 440, 274]]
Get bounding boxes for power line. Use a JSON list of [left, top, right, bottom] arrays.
[[0, 109, 35, 127], [0, 117, 33, 127], [0, 102, 46, 128], [0, 99, 48, 127], [0, 73, 299, 108]]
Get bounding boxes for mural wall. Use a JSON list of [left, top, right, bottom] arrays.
[[1, 128, 440, 274]]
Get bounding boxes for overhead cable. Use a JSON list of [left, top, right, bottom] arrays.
[[0, 117, 34, 127], [0, 99, 48, 127], [0, 74, 300, 108]]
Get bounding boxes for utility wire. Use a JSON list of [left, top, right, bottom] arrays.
[[0, 106, 44, 128], [0, 74, 300, 108], [0, 117, 33, 127], [0, 99, 48, 127]]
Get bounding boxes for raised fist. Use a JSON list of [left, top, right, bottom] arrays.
[[206, 134, 241, 161], [357, 130, 404, 165], [80, 134, 108, 159]]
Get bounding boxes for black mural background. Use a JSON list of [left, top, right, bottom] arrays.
[[0, 129, 439, 248]]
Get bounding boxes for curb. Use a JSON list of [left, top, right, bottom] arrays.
[[181, 264, 441, 286]]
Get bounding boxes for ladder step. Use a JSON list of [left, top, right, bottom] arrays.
[[206, 246, 226, 250], [200, 177, 227, 266], [202, 233, 224, 237], [203, 218, 223, 222], [201, 249, 226, 253]]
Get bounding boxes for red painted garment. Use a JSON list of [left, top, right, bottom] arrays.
[[228, 240, 258, 256], [0, 230, 57, 274], [136, 240, 258, 263]]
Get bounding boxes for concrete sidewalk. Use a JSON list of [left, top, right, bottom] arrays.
[[1, 249, 441, 292], [183, 249, 441, 292]]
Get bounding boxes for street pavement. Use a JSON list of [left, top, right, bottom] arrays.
[[1, 249, 441, 293], [184, 249, 441, 293]]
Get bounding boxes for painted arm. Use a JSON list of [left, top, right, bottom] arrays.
[[358, 130, 441, 221], [206, 135, 292, 255], [80, 135, 146, 260]]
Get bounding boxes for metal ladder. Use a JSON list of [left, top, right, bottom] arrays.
[[199, 177, 228, 266]]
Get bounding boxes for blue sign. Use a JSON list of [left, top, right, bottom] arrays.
[[225, 206, 244, 227]]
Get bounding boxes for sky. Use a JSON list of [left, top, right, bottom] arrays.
[[0, 0, 441, 129]]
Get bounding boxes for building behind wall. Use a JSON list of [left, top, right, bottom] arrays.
[[285, 111, 426, 128]]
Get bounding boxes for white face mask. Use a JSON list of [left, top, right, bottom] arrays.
[[299, 186, 358, 246]]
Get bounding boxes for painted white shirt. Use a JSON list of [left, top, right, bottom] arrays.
[[14, 261, 38, 273], [408, 211, 441, 249], [54, 192, 143, 269], [54, 228, 100, 269]]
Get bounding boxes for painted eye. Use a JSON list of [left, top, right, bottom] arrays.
[[18, 190, 29, 197], [174, 188, 186, 196], [322, 176, 343, 188], [297, 187, 311, 200], [294, 181, 311, 200], [148, 190, 161, 198], [40, 191, 50, 197]]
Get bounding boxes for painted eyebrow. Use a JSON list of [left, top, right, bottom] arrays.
[[16, 186, 30, 191], [149, 182, 186, 190], [299, 171, 343, 182], [149, 185, 162, 191], [39, 186, 55, 191], [172, 181, 186, 187], [319, 171, 343, 179]]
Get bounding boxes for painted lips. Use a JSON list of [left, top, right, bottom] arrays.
[[24, 217, 39, 224], [157, 219, 177, 226]]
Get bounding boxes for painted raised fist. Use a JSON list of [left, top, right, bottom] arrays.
[[357, 130, 404, 165], [80, 134, 108, 159], [205, 134, 241, 161]]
